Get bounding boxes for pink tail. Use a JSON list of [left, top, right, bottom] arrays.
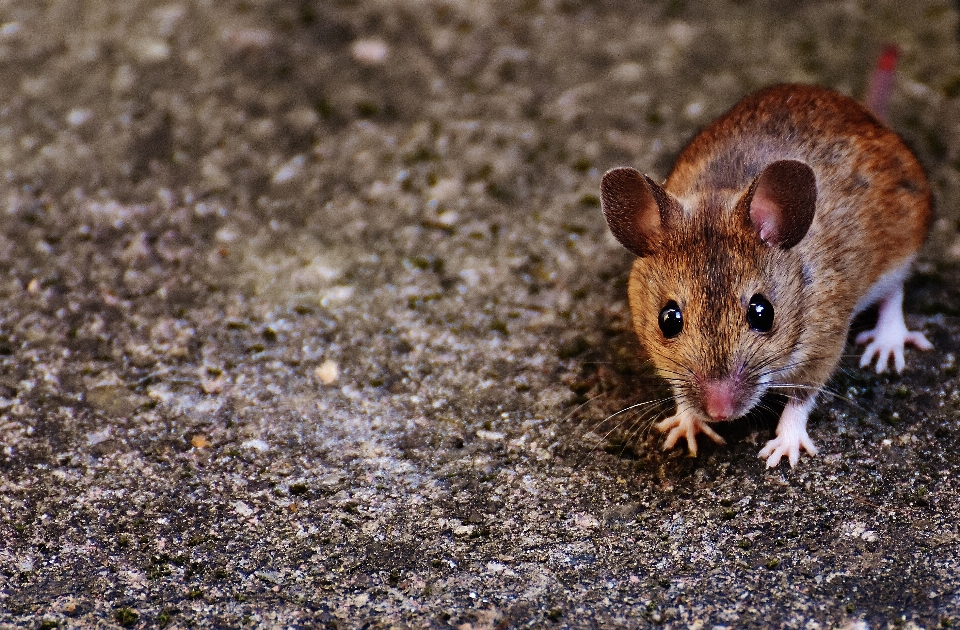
[[865, 44, 899, 122]]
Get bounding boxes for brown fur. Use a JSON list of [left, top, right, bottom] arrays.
[[622, 84, 930, 420]]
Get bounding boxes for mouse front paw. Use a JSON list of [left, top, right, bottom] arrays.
[[656, 410, 724, 456], [759, 397, 819, 468], [758, 431, 818, 468]]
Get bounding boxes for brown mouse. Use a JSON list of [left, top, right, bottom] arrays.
[[600, 83, 933, 467]]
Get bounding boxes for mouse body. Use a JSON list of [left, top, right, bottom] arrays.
[[600, 83, 933, 467]]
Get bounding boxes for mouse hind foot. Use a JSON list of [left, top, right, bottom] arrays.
[[856, 285, 932, 373]]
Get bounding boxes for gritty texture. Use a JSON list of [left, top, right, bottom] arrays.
[[1, 1, 960, 628]]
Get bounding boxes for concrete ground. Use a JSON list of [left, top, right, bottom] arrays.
[[1, 1, 960, 628]]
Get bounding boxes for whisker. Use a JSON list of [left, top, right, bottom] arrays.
[[576, 397, 674, 465], [620, 402, 673, 456], [561, 393, 606, 425], [763, 383, 861, 410]]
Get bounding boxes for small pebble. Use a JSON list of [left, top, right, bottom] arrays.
[[272, 155, 305, 185], [86, 428, 112, 446], [320, 286, 354, 305], [201, 373, 226, 394], [351, 38, 389, 65], [242, 439, 270, 452], [130, 37, 171, 62], [286, 106, 319, 130], [191, 435, 210, 449], [66, 108, 93, 127], [233, 501, 254, 517], [315, 360, 339, 385]]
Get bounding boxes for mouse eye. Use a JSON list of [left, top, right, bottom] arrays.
[[747, 294, 774, 332], [658, 301, 683, 339]]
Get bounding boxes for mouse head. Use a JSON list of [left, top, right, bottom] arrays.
[[600, 161, 816, 421]]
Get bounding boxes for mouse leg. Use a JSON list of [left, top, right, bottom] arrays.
[[656, 407, 725, 456], [758, 397, 818, 468], [856, 284, 932, 373]]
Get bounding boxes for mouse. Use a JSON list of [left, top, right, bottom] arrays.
[[599, 82, 933, 467]]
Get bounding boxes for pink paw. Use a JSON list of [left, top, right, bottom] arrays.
[[656, 411, 724, 456], [856, 327, 932, 373], [758, 429, 818, 468]]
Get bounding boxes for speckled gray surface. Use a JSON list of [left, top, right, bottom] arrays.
[[2, 1, 960, 628]]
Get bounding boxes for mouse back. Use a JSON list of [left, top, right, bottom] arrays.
[[665, 84, 931, 271]]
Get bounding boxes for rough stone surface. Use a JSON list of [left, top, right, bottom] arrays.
[[1, 1, 960, 628]]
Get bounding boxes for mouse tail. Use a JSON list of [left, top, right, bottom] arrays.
[[865, 44, 899, 123]]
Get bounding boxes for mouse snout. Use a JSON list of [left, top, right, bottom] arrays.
[[702, 378, 737, 421]]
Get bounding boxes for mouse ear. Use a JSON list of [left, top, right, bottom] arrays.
[[745, 160, 817, 249], [601, 167, 677, 257]]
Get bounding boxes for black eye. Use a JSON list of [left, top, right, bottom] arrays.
[[658, 301, 683, 339], [747, 294, 774, 332]]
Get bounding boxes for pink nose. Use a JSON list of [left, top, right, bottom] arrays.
[[703, 379, 736, 421]]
